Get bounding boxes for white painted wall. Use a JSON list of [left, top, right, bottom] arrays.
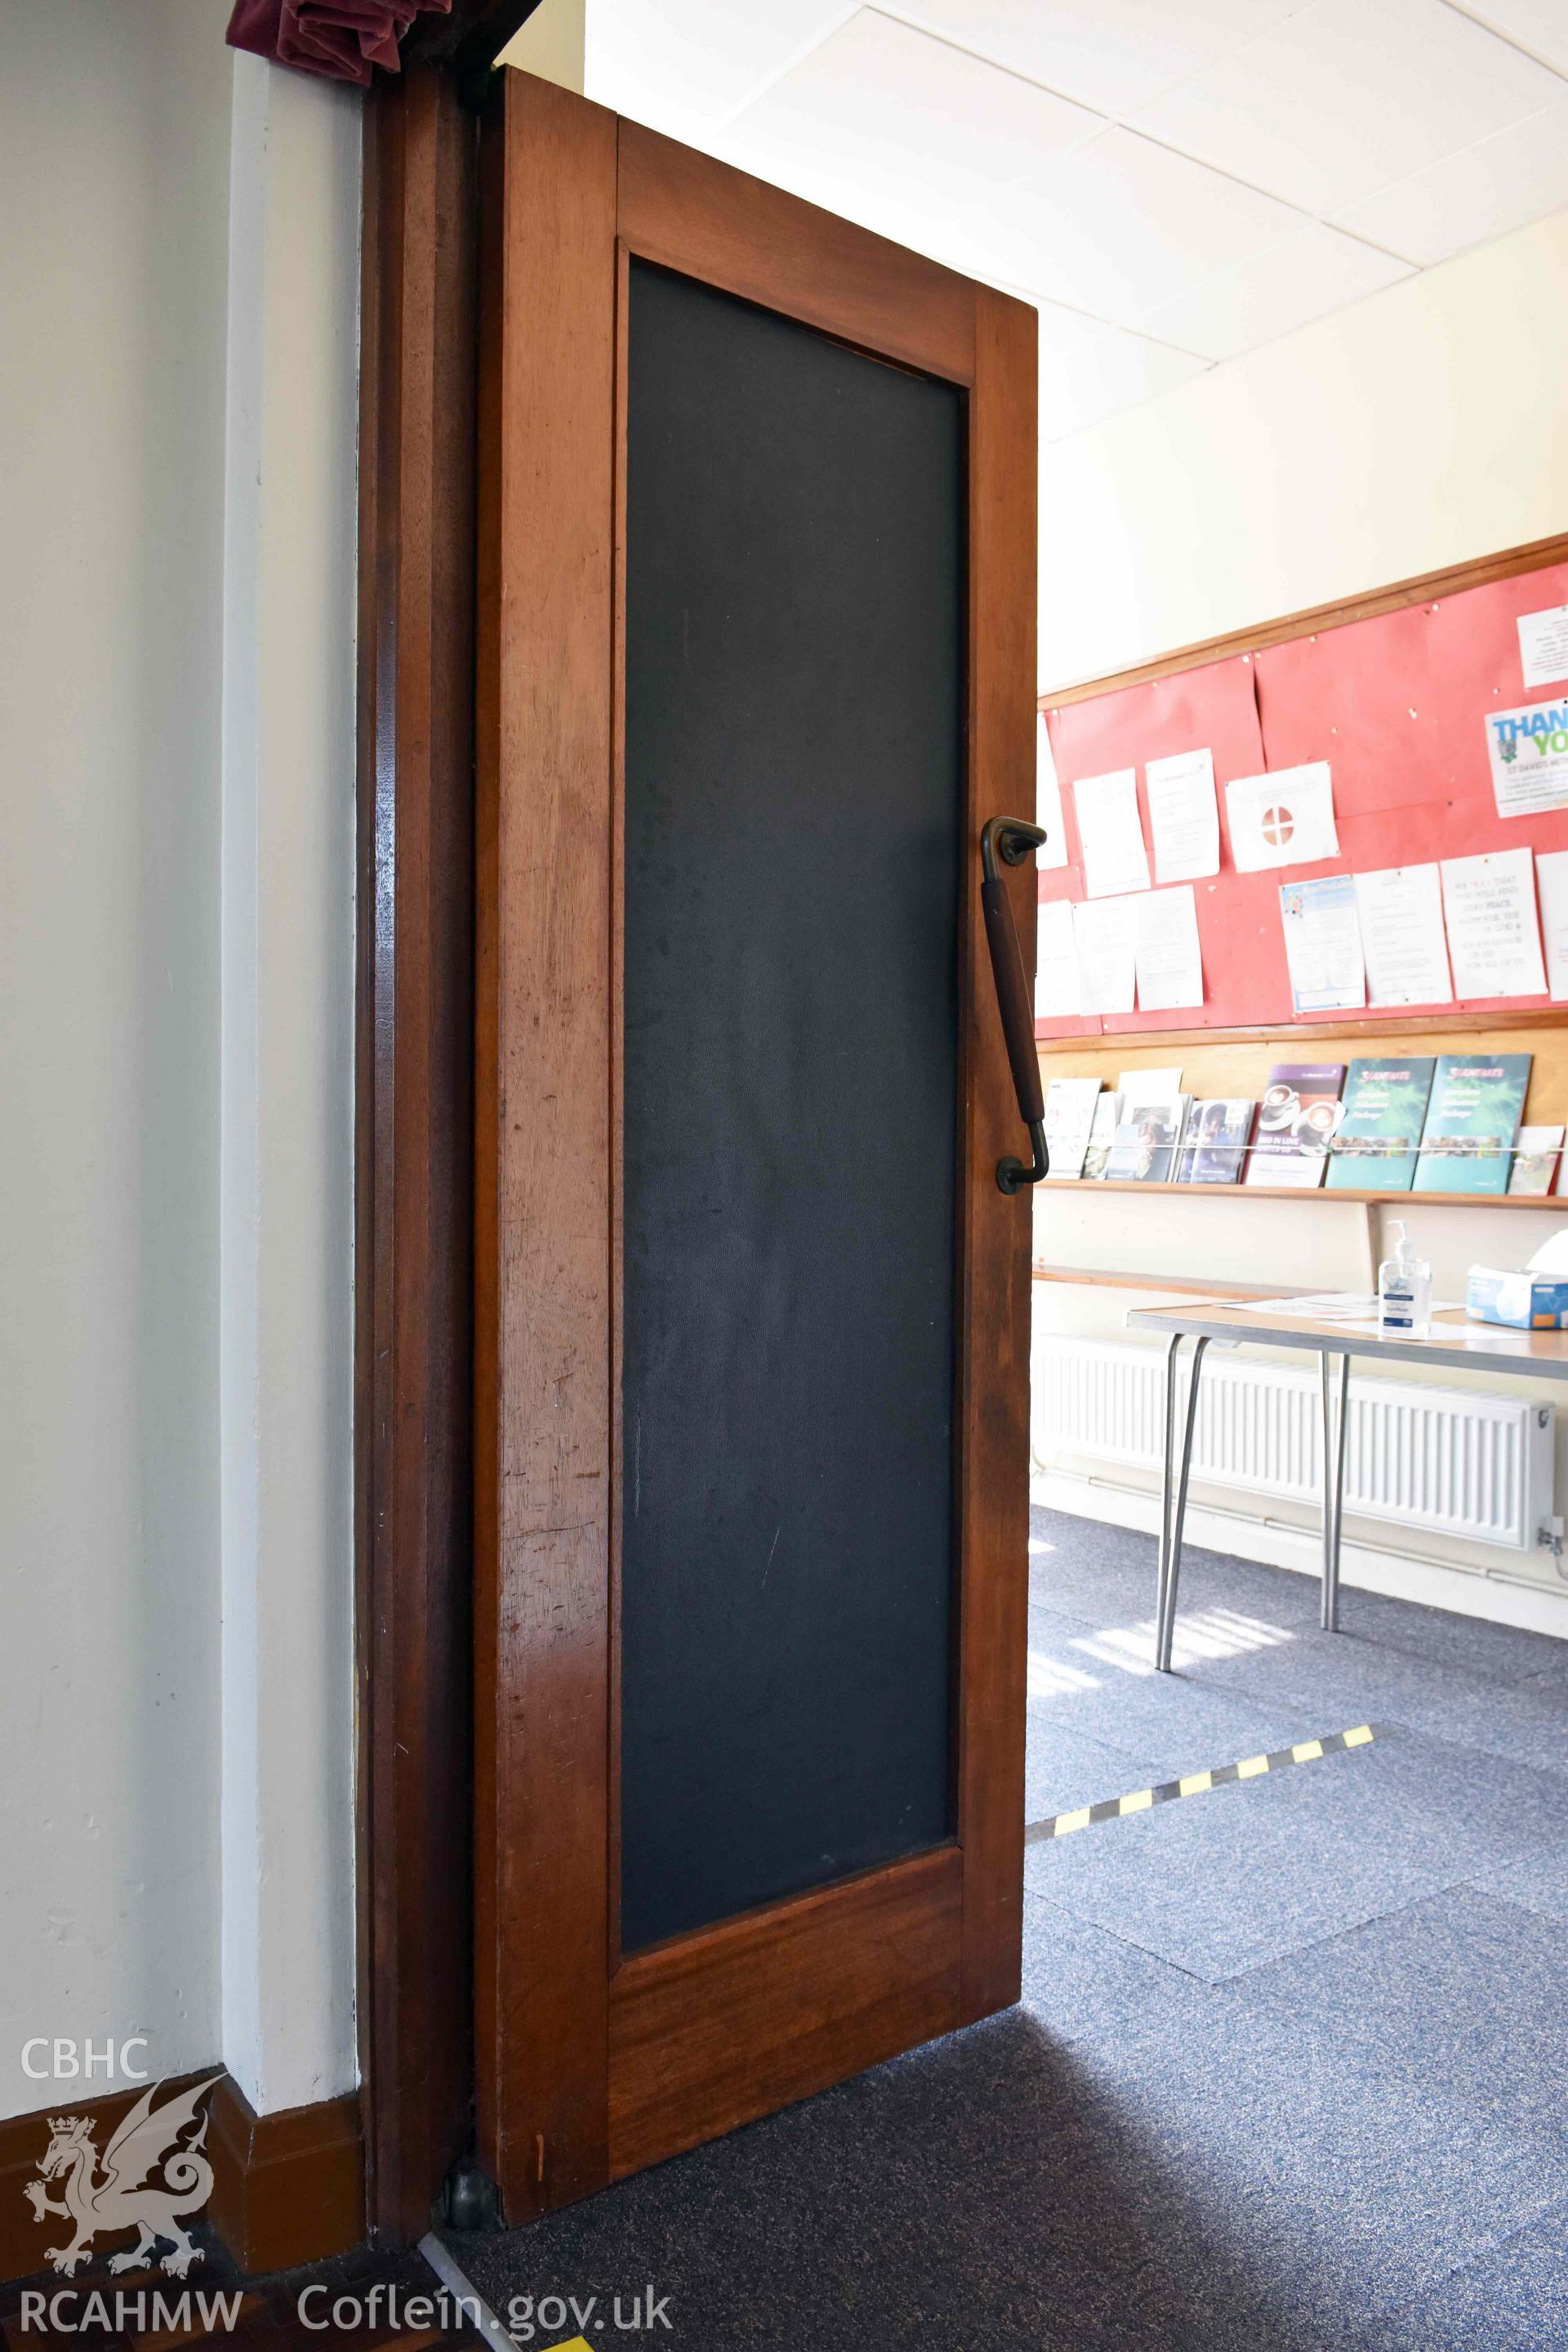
[[0, 0, 229, 2121], [1033, 209, 1568, 1634], [0, 3, 359, 2123], [219, 53, 360, 2118]]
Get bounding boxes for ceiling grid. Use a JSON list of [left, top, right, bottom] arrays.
[[572, 0, 1568, 436]]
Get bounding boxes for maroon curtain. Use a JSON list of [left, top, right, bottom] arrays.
[[227, 0, 452, 87]]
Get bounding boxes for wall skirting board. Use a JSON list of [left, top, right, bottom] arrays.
[[0, 2073, 363, 2287], [1033, 1472, 1568, 1643], [207, 2077, 364, 2278]]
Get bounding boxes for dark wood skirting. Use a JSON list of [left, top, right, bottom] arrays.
[[207, 2080, 365, 2278], [0, 2076, 205, 2286], [0, 2075, 363, 2287]]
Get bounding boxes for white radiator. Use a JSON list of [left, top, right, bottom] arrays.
[[1033, 1339, 1555, 1553]]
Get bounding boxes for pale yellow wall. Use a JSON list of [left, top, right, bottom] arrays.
[[1039, 208, 1568, 693], [498, 0, 586, 91]]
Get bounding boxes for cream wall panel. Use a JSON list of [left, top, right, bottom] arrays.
[[1037, 209, 1568, 691]]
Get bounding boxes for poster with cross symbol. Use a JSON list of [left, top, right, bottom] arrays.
[[1225, 761, 1340, 871]]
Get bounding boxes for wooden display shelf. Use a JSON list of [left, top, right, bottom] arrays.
[[1036, 1008, 1568, 1055], [1044, 1178, 1566, 1207], [1032, 1265, 1312, 1296]]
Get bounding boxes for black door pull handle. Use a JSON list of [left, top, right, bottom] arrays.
[[980, 817, 1049, 1195]]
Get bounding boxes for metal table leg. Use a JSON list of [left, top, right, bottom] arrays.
[[1154, 1333, 1182, 1668], [1320, 1349, 1350, 1632], [1156, 1334, 1208, 1673]]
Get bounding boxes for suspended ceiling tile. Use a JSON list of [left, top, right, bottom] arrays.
[[731, 9, 1102, 219], [1036, 302, 1212, 439], [697, 119, 1018, 291], [1446, 0, 1568, 76], [1140, 220, 1414, 360], [1334, 99, 1568, 265], [584, 0, 853, 131], [978, 127, 1304, 330], [1134, 0, 1562, 218], [890, 0, 1312, 118]]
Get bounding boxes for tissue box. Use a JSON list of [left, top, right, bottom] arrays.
[[1467, 1266, 1568, 1329]]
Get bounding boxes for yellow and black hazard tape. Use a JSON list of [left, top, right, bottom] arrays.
[[1024, 1722, 1396, 1846]]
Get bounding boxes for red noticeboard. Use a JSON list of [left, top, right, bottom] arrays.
[[1039, 558, 1568, 1040]]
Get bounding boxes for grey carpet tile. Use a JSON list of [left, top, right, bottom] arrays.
[[1179, 1619, 1568, 1781], [442, 2006, 1568, 2352], [1022, 1727, 1566, 1980], [444, 2009, 1321, 2352], [1218, 1562, 1568, 1690], [1031, 1503, 1568, 1690], [1085, 1981, 1568, 2347], [1029, 1507, 1321, 1638], [1297, 1717, 1568, 1861], [1027, 1592, 1306, 1682], [1325, 1584, 1568, 1687], [1225, 1882, 1568, 2140], [1025, 1608, 1342, 1789], [1020, 1888, 1217, 2058], [1470, 1830, 1568, 1925], [1353, 2198, 1568, 2352], [1025, 1711, 1164, 1824]]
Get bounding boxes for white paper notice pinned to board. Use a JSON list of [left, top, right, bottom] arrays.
[[1072, 896, 1137, 1016], [1439, 848, 1548, 999], [1279, 875, 1365, 1014], [1353, 863, 1453, 1008], [1534, 849, 1568, 1003], [1072, 768, 1151, 899], [1035, 715, 1069, 871], [1035, 898, 1080, 1018], [1145, 749, 1219, 884], [1133, 885, 1204, 1011], [1225, 763, 1339, 871], [1518, 604, 1568, 693]]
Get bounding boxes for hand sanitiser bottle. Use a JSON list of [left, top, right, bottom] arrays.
[[1379, 1220, 1432, 1339]]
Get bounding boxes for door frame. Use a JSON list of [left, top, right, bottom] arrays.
[[472, 74, 1037, 2224], [354, 1, 548, 2242], [354, 56, 481, 2245]]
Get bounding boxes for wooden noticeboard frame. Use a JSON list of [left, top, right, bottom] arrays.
[[1040, 532, 1568, 712]]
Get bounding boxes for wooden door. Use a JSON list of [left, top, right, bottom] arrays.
[[474, 70, 1036, 2222]]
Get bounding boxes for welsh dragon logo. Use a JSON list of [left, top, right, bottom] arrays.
[[24, 2074, 221, 2278]]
